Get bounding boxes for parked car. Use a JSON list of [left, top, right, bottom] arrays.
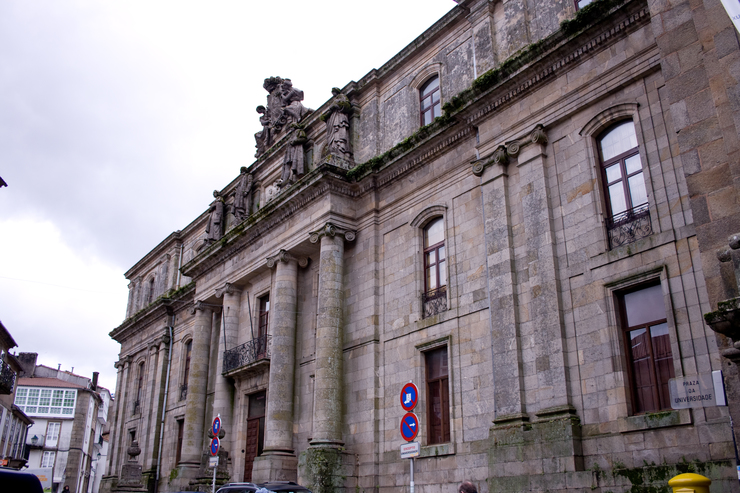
[[0, 467, 44, 493], [215, 481, 312, 493]]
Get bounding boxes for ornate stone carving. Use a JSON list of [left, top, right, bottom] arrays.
[[233, 167, 253, 221], [472, 145, 508, 176], [278, 124, 308, 188], [190, 300, 207, 315], [255, 105, 272, 157], [530, 124, 548, 145], [321, 88, 354, 162], [309, 223, 356, 244], [215, 282, 237, 298], [266, 249, 308, 268], [472, 125, 548, 175], [255, 77, 312, 158], [206, 190, 225, 242]]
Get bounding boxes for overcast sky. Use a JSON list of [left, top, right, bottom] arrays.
[[0, 1, 456, 392]]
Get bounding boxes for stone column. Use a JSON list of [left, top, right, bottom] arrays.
[[474, 145, 527, 424], [107, 360, 125, 476], [253, 250, 307, 482], [113, 356, 132, 477], [511, 125, 571, 413], [214, 283, 240, 456], [181, 302, 213, 470], [143, 335, 168, 472], [299, 223, 355, 493]]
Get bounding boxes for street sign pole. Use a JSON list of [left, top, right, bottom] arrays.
[[399, 382, 419, 493], [410, 457, 415, 493], [212, 414, 221, 493]]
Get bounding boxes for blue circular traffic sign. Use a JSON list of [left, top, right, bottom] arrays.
[[400, 382, 419, 412], [210, 437, 220, 456], [212, 416, 221, 437], [400, 412, 419, 441]]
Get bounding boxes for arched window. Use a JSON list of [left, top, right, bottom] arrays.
[[180, 340, 192, 401], [423, 217, 447, 317], [133, 362, 144, 414], [598, 120, 651, 248], [420, 76, 441, 126]]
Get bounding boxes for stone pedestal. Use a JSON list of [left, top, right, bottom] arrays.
[[488, 408, 583, 493]]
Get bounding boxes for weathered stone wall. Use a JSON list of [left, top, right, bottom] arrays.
[[106, 1, 740, 492]]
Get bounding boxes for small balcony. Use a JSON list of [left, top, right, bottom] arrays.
[[223, 334, 271, 376], [423, 286, 447, 319], [606, 204, 652, 249], [0, 361, 16, 395]]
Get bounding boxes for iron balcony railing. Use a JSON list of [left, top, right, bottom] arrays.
[[223, 334, 271, 374], [606, 204, 652, 249], [423, 286, 447, 319], [0, 361, 16, 395]]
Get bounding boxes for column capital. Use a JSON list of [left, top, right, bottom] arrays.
[[266, 249, 309, 269], [473, 123, 548, 176], [215, 282, 238, 298], [309, 222, 356, 244], [190, 300, 212, 315]]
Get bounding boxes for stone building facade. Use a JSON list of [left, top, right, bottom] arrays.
[[16, 355, 107, 493], [102, 0, 740, 492]]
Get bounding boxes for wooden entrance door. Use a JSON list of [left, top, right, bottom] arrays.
[[243, 418, 260, 481], [243, 390, 266, 482]]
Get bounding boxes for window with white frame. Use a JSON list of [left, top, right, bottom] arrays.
[[46, 422, 61, 448], [14, 387, 77, 417], [41, 450, 56, 468]]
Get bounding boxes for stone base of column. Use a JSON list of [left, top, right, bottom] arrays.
[[252, 450, 298, 483], [488, 408, 583, 493], [298, 445, 351, 493]]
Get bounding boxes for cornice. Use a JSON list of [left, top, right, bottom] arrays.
[[124, 230, 183, 279], [181, 168, 360, 280], [109, 283, 195, 343], [464, 2, 650, 126]]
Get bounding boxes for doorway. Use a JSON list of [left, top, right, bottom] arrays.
[[243, 390, 266, 482]]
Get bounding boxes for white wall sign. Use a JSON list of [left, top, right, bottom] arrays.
[[720, 0, 740, 33], [668, 371, 726, 409]]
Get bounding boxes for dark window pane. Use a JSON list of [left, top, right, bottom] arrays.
[[624, 285, 665, 327]]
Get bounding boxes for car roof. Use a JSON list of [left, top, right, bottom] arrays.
[[0, 468, 44, 493]]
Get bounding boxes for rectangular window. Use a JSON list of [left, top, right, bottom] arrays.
[[425, 346, 450, 445], [41, 450, 55, 468], [620, 284, 674, 413], [46, 422, 61, 448], [15, 387, 76, 416], [258, 294, 270, 338], [176, 419, 184, 464]]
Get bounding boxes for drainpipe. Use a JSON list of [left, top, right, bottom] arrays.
[[154, 320, 174, 493]]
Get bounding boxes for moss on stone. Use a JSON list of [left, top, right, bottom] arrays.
[[612, 459, 731, 493], [300, 447, 346, 493]]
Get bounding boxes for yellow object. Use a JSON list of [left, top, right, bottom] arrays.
[[668, 473, 711, 493]]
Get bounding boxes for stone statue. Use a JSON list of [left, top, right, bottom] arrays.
[[233, 167, 253, 221], [281, 79, 310, 127], [322, 87, 353, 161], [254, 76, 312, 157], [206, 190, 225, 241], [254, 106, 272, 157], [279, 124, 308, 187]]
